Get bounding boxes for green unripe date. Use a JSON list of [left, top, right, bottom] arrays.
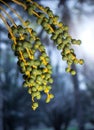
[[70, 69, 76, 75], [27, 6, 33, 15]]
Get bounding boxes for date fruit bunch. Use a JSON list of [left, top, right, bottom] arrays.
[[8, 21, 54, 110], [1, 0, 84, 110], [25, 0, 84, 75]]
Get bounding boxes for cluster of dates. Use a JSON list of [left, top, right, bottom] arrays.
[[26, 0, 84, 75], [7, 0, 84, 110], [8, 22, 54, 110]]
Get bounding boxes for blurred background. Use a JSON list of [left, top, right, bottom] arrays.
[[0, 0, 94, 130]]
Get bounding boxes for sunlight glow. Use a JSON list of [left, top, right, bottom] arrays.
[[75, 16, 94, 57]]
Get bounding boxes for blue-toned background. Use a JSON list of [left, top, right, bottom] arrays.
[[0, 0, 94, 130]]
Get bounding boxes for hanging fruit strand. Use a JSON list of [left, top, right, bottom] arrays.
[[0, 0, 84, 110], [0, 0, 26, 25], [0, 14, 16, 45], [25, 1, 84, 74], [7, 20, 54, 110], [0, 6, 17, 28], [11, 0, 26, 10]]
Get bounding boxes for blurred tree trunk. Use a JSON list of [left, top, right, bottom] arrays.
[[0, 86, 3, 130], [54, 125, 61, 130], [72, 64, 85, 130]]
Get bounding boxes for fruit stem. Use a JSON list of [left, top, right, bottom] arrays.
[[30, 0, 46, 13], [32, 10, 41, 18], [19, 51, 26, 63], [0, 14, 16, 45], [0, 0, 25, 26], [11, 0, 26, 10], [0, 6, 17, 28], [25, 47, 33, 60]]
